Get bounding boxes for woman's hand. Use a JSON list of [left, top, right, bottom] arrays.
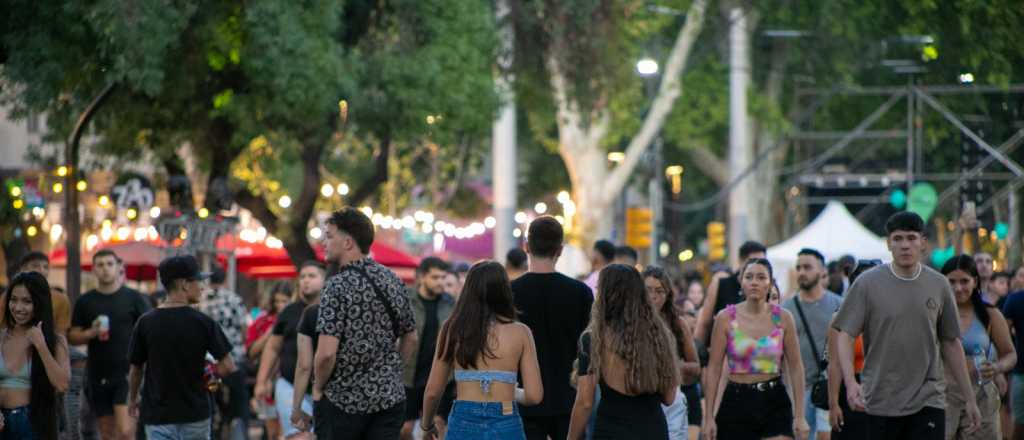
[[979, 361, 998, 381], [291, 409, 312, 432], [26, 322, 46, 350], [793, 416, 811, 440]]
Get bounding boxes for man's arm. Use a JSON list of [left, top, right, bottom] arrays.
[[254, 335, 283, 399], [399, 330, 418, 364], [314, 334, 340, 394], [127, 364, 144, 417], [694, 274, 724, 344], [68, 324, 99, 346]]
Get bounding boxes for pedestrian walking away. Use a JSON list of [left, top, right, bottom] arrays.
[[568, 264, 681, 440], [313, 207, 418, 440], [833, 211, 981, 440], [510, 216, 593, 440], [126, 255, 236, 440], [643, 266, 701, 440], [420, 261, 543, 440], [69, 250, 151, 440], [0, 272, 70, 440], [941, 255, 1017, 439]]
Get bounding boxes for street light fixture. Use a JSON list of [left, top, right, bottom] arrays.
[[607, 151, 625, 163], [636, 58, 659, 76]]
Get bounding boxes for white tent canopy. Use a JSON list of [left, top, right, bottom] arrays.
[[767, 201, 891, 295]]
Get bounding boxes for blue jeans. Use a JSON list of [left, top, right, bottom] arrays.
[[276, 377, 314, 437], [447, 401, 525, 440], [804, 390, 830, 439], [145, 419, 210, 440], [0, 406, 34, 440]]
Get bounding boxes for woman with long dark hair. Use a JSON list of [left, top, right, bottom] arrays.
[[642, 266, 701, 440], [940, 255, 1016, 439], [421, 261, 543, 439], [1, 271, 70, 440], [704, 258, 808, 440], [568, 264, 680, 440]]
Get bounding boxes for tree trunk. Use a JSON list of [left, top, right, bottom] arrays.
[[546, 0, 708, 246]]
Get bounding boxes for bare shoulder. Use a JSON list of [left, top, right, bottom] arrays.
[[777, 307, 796, 325]]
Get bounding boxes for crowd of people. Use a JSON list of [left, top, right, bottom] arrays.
[[8, 207, 1024, 440]]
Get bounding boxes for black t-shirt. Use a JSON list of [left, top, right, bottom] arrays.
[[71, 286, 151, 382], [712, 274, 743, 317], [273, 300, 308, 384], [128, 306, 231, 425], [511, 272, 593, 417], [297, 304, 319, 395], [414, 297, 441, 387], [298, 304, 320, 355]]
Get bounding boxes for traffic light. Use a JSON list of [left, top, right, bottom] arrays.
[[625, 207, 653, 249], [707, 221, 726, 261]]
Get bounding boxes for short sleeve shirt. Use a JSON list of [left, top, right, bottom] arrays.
[[198, 288, 248, 363], [782, 291, 843, 386], [128, 306, 231, 425], [317, 257, 415, 414], [832, 264, 960, 416], [71, 286, 152, 382]]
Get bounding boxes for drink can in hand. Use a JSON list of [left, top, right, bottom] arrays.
[[97, 315, 110, 341]]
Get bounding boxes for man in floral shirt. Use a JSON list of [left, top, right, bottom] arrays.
[[198, 267, 250, 440], [314, 207, 418, 439]]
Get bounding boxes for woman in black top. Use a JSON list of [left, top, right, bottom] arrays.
[[568, 264, 680, 440], [290, 304, 319, 435]]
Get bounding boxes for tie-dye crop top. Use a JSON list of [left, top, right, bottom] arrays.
[[725, 304, 784, 374]]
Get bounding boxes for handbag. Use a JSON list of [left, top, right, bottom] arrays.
[[794, 298, 830, 410]]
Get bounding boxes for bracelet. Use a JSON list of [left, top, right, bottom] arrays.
[[420, 423, 436, 432]]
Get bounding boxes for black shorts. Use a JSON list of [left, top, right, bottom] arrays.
[[681, 384, 702, 424], [715, 378, 793, 440], [404, 383, 456, 421], [864, 406, 945, 440], [86, 377, 129, 417]]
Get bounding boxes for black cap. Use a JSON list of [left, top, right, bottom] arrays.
[[158, 255, 210, 290]]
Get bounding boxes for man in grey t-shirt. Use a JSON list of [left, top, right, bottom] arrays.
[[783, 248, 842, 440], [833, 211, 979, 439]]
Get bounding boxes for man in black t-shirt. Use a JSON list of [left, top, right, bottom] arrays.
[[693, 240, 766, 345], [70, 249, 151, 440], [127, 255, 235, 439], [511, 216, 593, 440], [400, 257, 456, 440], [254, 260, 326, 438]]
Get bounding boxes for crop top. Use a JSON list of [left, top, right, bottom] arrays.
[[0, 332, 31, 390], [725, 304, 784, 374]]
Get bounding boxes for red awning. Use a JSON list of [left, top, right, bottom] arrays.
[[50, 241, 164, 281]]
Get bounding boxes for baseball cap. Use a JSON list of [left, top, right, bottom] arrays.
[[158, 255, 211, 289]]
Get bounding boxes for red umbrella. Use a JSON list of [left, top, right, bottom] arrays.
[[218, 240, 420, 281]]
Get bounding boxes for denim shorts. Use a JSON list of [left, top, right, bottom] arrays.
[[0, 406, 34, 440], [446, 400, 525, 440]]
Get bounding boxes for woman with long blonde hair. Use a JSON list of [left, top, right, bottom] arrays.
[[568, 264, 680, 439]]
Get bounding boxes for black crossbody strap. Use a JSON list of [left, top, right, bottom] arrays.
[[348, 265, 402, 339], [794, 299, 827, 374]]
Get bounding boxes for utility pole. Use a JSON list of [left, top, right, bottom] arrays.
[[492, 0, 517, 262], [727, 5, 752, 266]]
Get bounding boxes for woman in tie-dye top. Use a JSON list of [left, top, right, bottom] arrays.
[[703, 258, 809, 440]]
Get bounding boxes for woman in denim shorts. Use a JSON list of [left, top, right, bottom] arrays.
[[420, 261, 543, 439]]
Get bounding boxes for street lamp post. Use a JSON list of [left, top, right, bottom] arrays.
[[65, 83, 116, 302], [638, 58, 662, 265]]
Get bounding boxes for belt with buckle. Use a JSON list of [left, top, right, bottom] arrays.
[[731, 377, 782, 392]]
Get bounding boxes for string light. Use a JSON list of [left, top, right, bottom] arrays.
[[26, 226, 37, 237], [57, 166, 68, 177], [278, 196, 292, 208], [77, 180, 88, 191], [198, 207, 209, 218], [321, 184, 335, 197], [52, 182, 63, 193], [98, 195, 110, 206], [150, 206, 161, 218], [337, 183, 350, 195], [126, 208, 138, 220]]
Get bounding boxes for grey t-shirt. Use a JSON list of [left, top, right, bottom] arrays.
[[833, 264, 960, 417], [783, 291, 843, 387]]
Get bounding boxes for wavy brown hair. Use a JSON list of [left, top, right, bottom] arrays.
[[641, 266, 688, 359], [588, 264, 678, 394], [437, 261, 517, 369]]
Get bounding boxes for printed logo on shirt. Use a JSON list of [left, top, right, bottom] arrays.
[[926, 297, 938, 310]]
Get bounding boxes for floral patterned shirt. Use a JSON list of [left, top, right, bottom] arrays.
[[198, 287, 249, 364], [317, 257, 416, 414]]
